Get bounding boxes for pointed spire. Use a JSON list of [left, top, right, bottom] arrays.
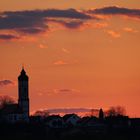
[[18, 65, 28, 81], [21, 68, 25, 74], [22, 63, 24, 70], [20, 63, 26, 75]]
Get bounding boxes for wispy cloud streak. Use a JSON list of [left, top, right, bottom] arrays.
[[0, 80, 14, 87]]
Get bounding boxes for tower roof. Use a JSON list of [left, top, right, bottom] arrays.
[[18, 67, 28, 81]]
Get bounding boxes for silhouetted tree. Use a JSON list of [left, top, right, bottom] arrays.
[[107, 106, 126, 117], [0, 95, 15, 109], [99, 108, 104, 120], [33, 110, 50, 117], [89, 109, 99, 117]]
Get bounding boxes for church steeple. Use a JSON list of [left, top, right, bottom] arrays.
[[18, 67, 29, 117]]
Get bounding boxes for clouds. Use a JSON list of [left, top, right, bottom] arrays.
[[0, 6, 140, 41], [34, 108, 99, 116], [40, 8, 91, 19], [0, 80, 14, 87], [0, 34, 19, 40], [106, 27, 138, 39], [53, 60, 68, 66], [123, 27, 138, 33], [0, 10, 48, 35], [54, 88, 80, 94], [53, 59, 78, 66], [107, 30, 121, 38], [0, 8, 91, 40], [47, 108, 97, 114], [48, 19, 85, 29], [38, 44, 48, 49], [88, 6, 140, 19], [62, 48, 70, 54], [37, 88, 80, 97], [61, 20, 84, 29]]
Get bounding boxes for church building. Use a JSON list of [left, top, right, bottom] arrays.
[[0, 67, 30, 123]]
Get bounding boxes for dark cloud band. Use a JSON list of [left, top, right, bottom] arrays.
[[0, 7, 139, 40], [0, 80, 14, 87], [0, 34, 19, 40], [88, 6, 140, 18]]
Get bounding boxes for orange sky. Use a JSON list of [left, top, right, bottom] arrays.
[[0, 0, 140, 117]]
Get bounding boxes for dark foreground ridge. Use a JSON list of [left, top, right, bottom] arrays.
[[0, 115, 140, 140]]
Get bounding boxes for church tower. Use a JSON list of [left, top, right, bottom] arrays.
[[18, 67, 29, 117]]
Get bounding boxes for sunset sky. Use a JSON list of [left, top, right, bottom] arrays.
[[0, 0, 140, 117]]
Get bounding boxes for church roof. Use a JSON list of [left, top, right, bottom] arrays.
[[0, 104, 23, 115]]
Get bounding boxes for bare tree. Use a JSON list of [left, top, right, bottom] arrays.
[[107, 106, 126, 117], [0, 96, 15, 109]]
